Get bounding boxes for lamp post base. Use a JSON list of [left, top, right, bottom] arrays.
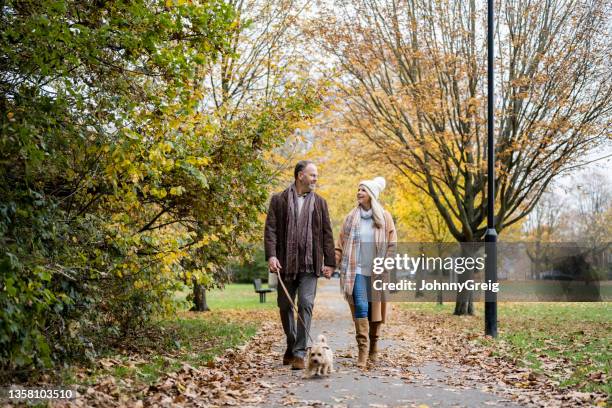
[[485, 228, 497, 337]]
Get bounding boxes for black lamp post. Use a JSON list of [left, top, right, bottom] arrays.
[[484, 0, 498, 338]]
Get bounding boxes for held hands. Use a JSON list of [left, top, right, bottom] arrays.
[[269, 257, 333, 279], [322, 266, 334, 279], [268, 256, 282, 274]]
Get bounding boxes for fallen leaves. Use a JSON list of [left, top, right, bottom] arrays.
[[44, 290, 609, 408], [52, 313, 283, 407], [383, 306, 610, 407]]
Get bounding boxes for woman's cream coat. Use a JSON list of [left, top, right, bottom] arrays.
[[335, 210, 397, 323]]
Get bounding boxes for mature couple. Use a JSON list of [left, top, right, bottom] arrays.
[[264, 160, 397, 370]]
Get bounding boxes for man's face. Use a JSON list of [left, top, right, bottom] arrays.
[[298, 164, 318, 191]]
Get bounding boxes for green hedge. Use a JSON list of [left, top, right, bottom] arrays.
[[230, 248, 270, 284]]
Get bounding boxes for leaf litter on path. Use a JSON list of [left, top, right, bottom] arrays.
[[51, 293, 608, 408]]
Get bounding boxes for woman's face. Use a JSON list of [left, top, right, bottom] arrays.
[[357, 186, 371, 207]]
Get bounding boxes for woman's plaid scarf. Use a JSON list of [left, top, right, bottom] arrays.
[[339, 206, 388, 299]]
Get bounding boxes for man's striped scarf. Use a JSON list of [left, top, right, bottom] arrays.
[[339, 207, 388, 299]]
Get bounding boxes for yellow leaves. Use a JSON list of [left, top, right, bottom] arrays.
[[65, 167, 77, 180], [169, 118, 182, 130], [229, 18, 240, 31], [388, 175, 453, 242], [124, 129, 140, 140], [186, 156, 210, 167], [192, 234, 220, 250], [161, 252, 180, 266], [129, 168, 141, 184], [165, 0, 191, 7], [184, 265, 213, 285], [123, 190, 138, 204], [150, 187, 167, 199], [147, 143, 175, 172], [169, 186, 185, 196], [190, 268, 212, 285], [160, 141, 174, 153], [148, 148, 163, 163], [192, 238, 207, 250]]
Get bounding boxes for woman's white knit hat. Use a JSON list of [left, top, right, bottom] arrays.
[[360, 177, 386, 200]]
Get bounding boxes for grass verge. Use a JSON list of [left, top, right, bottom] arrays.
[[63, 312, 258, 388], [400, 302, 611, 395], [174, 283, 277, 311], [63, 283, 277, 389]]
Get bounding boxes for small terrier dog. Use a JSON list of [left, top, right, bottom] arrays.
[[305, 334, 334, 377]]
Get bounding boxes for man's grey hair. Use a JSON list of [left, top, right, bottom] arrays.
[[294, 160, 314, 179]]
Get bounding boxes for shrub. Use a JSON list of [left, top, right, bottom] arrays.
[[230, 248, 270, 284]]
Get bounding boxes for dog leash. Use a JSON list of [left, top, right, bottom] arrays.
[[276, 273, 315, 344]]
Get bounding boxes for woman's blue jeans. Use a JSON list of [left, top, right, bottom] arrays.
[[352, 274, 371, 319]]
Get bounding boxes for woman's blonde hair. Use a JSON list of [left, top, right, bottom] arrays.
[[361, 185, 385, 229]]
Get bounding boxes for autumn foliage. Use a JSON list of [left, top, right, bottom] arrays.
[[0, 0, 319, 379]]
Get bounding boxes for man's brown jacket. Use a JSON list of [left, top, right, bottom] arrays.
[[264, 188, 336, 277]]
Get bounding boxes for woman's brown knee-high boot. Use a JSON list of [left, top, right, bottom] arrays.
[[354, 318, 369, 367], [368, 321, 382, 362]]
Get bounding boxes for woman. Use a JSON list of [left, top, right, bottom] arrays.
[[335, 177, 397, 367]]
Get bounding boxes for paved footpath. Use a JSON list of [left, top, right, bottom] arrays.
[[263, 278, 521, 408]]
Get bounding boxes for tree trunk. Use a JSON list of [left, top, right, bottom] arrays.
[[436, 242, 443, 305], [437, 289, 443, 305], [415, 244, 425, 298], [534, 241, 542, 279], [415, 267, 425, 298], [454, 245, 476, 315], [191, 279, 210, 312], [454, 288, 474, 315]]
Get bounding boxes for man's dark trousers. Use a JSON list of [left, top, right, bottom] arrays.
[[277, 272, 317, 359]]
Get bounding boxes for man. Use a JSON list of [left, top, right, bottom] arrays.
[[264, 160, 336, 370]]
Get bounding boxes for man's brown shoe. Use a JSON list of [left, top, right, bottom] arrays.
[[291, 357, 305, 370], [282, 349, 293, 365]]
